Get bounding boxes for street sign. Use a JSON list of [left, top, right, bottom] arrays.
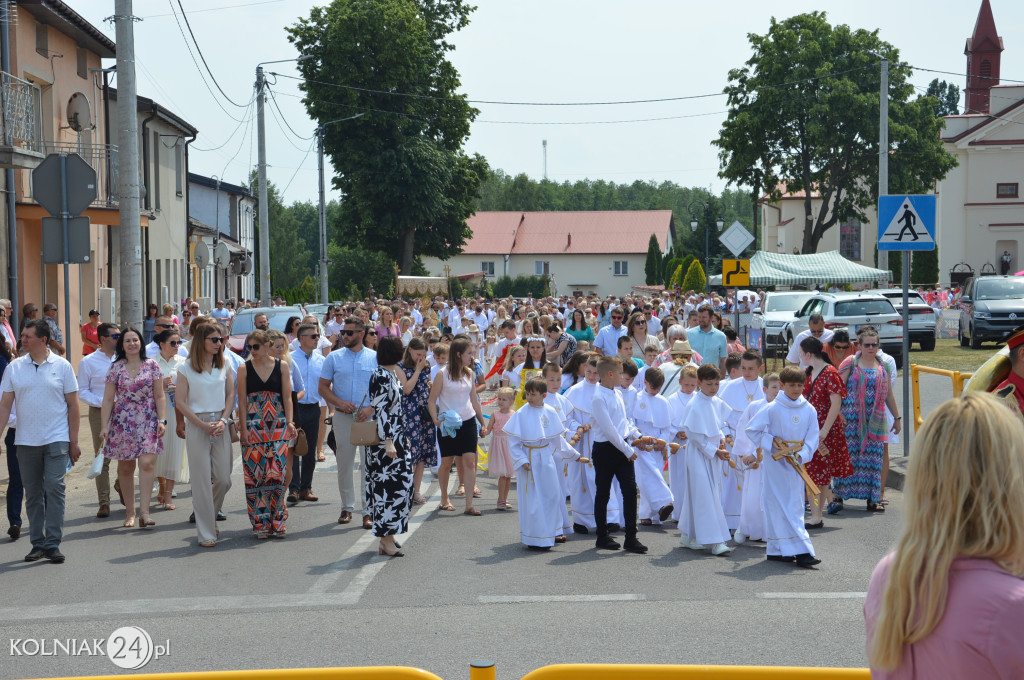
[[719, 220, 755, 257], [722, 259, 750, 287], [42, 216, 91, 264], [878, 195, 936, 251], [31, 153, 97, 217]]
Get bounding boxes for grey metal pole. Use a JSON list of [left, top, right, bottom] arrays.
[[877, 57, 889, 281], [1, 1, 18, 328], [115, 0, 143, 330], [213, 176, 219, 306], [317, 126, 328, 304], [705, 211, 710, 293], [902, 250, 911, 455], [60, 154, 70, 347], [256, 65, 270, 306]]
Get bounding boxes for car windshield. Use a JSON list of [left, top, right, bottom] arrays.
[[231, 310, 304, 335], [834, 300, 896, 316], [974, 279, 1024, 300], [766, 294, 811, 313]]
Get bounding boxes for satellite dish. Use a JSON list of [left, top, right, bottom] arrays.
[[240, 256, 253, 275], [214, 242, 230, 269], [66, 92, 92, 132], [194, 241, 210, 268]]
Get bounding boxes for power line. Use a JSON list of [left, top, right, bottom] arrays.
[[141, 0, 285, 19], [192, 96, 255, 151], [269, 64, 878, 107], [266, 92, 310, 151], [267, 86, 314, 140], [280, 139, 316, 198], [174, 0, 248, 108], [908, 64, 1024, 86]]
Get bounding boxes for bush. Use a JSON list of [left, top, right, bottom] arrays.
[[681, 259, 706, 293], [668, 263, 685, 288], [662, 258, 682, 288]]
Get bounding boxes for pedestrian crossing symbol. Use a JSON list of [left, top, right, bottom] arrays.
[[877, 194, 936, 251]]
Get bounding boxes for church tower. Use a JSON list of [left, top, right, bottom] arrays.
[[964, 0, 1003, 114]]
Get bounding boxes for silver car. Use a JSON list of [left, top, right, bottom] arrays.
[[876, 289, 936, 351], [789, 292, 904, 366], [751, 291, 813, 355]]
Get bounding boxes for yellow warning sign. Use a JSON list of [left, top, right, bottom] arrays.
[[722, 259, 750, 287]]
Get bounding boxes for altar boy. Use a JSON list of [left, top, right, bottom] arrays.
[[667, 365, 699, 522], [731, 373, 780, 544], [745, 366, 821, 568], [717, 350, 765, 530], [631, 367, 675, 525], [506, 378, 587, 550]]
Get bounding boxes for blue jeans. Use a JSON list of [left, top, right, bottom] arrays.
[[4, 428, 21, 529], [18, 441, 69, 550]]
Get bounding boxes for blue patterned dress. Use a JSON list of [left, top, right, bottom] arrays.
[[831, 365, 888, 503], [399, 361, 437, 467]]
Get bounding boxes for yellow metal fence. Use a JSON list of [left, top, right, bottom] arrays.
[[910, 364, 973, 433]]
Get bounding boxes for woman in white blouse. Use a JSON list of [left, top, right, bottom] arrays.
[[176, 322, 235, 547], [153, 329, 188, 510]]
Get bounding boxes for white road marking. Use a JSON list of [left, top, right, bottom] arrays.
[[758, 592, 867, 599], [478, 594, 646, 604]]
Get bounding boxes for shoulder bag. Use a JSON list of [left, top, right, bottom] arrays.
[[349, 393, 380, 446]]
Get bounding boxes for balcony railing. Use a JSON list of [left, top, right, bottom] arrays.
[[1, 71, 38, 148], [26, 141, 119, 209]]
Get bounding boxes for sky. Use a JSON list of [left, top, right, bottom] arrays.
[[68, 0, 1024, 206]]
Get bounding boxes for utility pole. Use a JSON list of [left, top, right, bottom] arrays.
[[115, 0, 142, 328], [877, 56, 889, 279], [317, 126, 328, 304], [255, 65, 270, 306]]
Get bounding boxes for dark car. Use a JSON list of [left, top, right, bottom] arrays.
[[958, 276, 1024, 349]]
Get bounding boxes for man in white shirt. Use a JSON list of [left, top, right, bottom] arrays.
[[210, 300, 233, 324], [642, 303, 662, 336], [786, 314, 834, 368], [447, 304, 464, 333], [0, 319, 81, 563], [77, 322, 118, 518]]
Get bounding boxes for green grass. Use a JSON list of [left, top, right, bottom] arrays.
[[764, 338, 995, 375]]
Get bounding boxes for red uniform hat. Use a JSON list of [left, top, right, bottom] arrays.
[[1007, 326, 1024, 352]]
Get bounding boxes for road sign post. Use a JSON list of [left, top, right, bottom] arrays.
[[878, 194, 935, 458], [720, 223, 755, 334]]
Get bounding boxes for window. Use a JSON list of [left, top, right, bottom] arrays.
[[839, 218, 861, 261], [613, 260, 629, 276], [535, 260, 549, 276], [481, 261, 494, 276], [997, 183, 1019, 199], [77, 47, 87, 79], [35, 21, 47, 57]]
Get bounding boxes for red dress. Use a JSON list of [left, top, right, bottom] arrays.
[[802, 364, 854, 486]]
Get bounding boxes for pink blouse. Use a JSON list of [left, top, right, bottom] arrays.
[[865, 553, 1024, 679]]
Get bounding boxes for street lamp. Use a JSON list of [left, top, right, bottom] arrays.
[[316, 114, 364, 304], [255, 54, 313, 305], [688, 201, 724, 292]]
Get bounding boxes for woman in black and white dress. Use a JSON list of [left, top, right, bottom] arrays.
[[366, 336, 414, 557]]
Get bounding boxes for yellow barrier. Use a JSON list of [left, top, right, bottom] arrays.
[[519, 664, 869, 680], [910, 364, 973, 433], [42, 667, 444, 680]]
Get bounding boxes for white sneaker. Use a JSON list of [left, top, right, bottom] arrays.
[[711, 542, 732, 556], [686, 537, 705, 550], [733, 530, 747, 545]]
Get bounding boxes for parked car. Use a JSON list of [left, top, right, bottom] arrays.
[[750, 291, 814, 355], [227, 306, 309, 355], [958, 275, 1024, 349], [788, 292, 904, 366], [876, 289, 937, 351]]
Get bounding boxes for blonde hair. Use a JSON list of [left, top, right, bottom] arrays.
[[503, 345, 526, 372], [496, 387, 515, 401], [869, 392, 1024, 670]]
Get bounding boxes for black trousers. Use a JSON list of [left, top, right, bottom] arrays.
[[593, 441, 637, 539], [291, 403, 320, 492]]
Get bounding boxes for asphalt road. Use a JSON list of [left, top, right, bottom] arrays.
[[2, 434, 902, 680]]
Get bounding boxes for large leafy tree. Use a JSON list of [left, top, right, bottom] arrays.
[[714, 12, 957, 255], [287, 0, 487, 274], [924, 79, 959, 117]]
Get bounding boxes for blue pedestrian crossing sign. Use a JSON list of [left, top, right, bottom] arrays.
[[878, 195, 936, 251]]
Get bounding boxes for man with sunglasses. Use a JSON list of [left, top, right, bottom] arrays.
[[290, 323, 326, 504], [319, 317, 377, 528], [77, 323, 120, 518], [145, 316, 186, 358], [594, 307, 629, 357], [786, 314, 834, 369]]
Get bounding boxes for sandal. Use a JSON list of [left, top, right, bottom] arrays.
[[271, 530, 286, 539], [463, 508, 482, 516], [123, 516, 136, 528], [256, 531, 270, 539], [454, 485, 466, 496], [640, 519, 653, 526], [139, 515, 155, 529], [866, 502, 886, 513], [199, 540, 216, 548], [412, 494, 428, 505], [826, 500, 843, 515], [878, 499, 890, 507], [439, 503, 456, 512], [317, 450, 326, 462], [473, 488, 482, 498]]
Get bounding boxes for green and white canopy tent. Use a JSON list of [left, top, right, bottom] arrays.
[[709, 250, 891, 287]]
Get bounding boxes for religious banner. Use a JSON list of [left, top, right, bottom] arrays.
[[396, 276, 448, 297]]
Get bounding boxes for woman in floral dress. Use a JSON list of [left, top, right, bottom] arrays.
[[100, 328, 166, 528], [397, 338, 436, 505], [799, 336, 853, 528], [368, 336, 414, 557], [831, 327, 902, 512]]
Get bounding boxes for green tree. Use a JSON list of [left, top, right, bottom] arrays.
[[681, 260, 706, 294], [714, 12, 957, 254], [910, 247, 939, 285], [327, 244, 397, 298], [669, 263, 685, 289], [288, 0, 487, 274], [644, 234, 662, 285], [662, 258, 681, 288], [924, 79, 959, 117], [875, 245, 902, 284]]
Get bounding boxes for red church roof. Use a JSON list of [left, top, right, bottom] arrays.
[[461, 210, 674, 256]]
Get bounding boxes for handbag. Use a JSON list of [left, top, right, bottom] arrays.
[[294, 428, 309, 456], [87, 447, 106, 480], [349, 394, 380, 446]]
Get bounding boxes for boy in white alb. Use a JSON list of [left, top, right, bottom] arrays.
[[506, 378, 587, 550], [543, 363, 576, 538], [680, 363, 733, 556], [745, 366, 821, 568], [590, 356, 647, 554], [617, 360, 639, 415], [667, 364, 699, 522], [631, 367, 675, 525], [731, 373, 780, 544], [716, 350, 764, 530], [564, 357, 623, 533]]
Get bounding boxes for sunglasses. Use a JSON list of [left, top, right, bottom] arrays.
[[156, 323, 175, 329], [366, 332, 378, 337], [207, 337, 224, 343], [167, 340, 182, 347], [246, 343, 262, 351], [105, 333, 121, 340], [860, 342, 879, 348], [341, 330, 363, 336], [302, 334, 320, 340], [635, 320, 646, 325], [611, 316, 623, 320], [832, 344, 850, 351]]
